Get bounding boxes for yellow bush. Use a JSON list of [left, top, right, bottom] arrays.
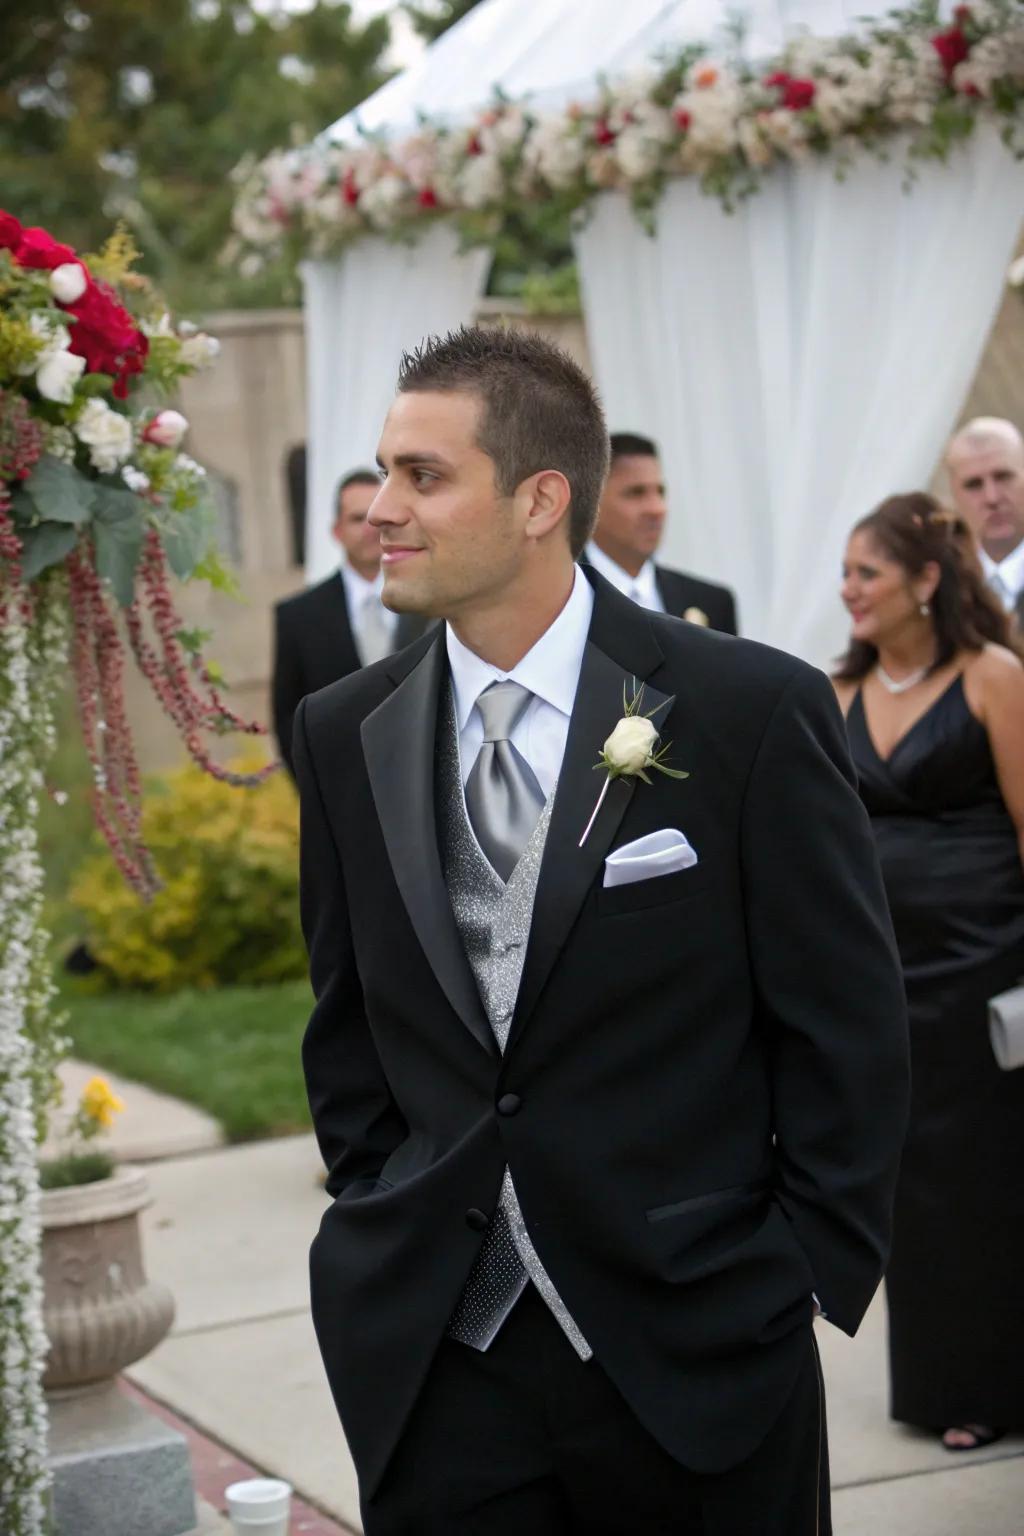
[[69, 752, 306, 991]]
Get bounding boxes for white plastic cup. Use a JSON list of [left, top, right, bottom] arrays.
[[224, 1477, 292, 1536]]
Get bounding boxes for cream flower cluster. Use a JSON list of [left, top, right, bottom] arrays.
[[232, 2, 1024, 265]]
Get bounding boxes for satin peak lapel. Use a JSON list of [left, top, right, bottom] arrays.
[[361, 635, 495, 1057]]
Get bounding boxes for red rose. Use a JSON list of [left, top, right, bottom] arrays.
[[932, 26, 970, 78], [593, 118, 616, 147], [341, 171, 360, 207], [782, 77, 816, 111], [765, 71, 816, 110], [0, 210, 23, 251], [417, 186, 439, 210], [673, 108, 692, 132], [467, 132, 483, 156], [65, 279, 148, 398], [14, 225, 78, 270]]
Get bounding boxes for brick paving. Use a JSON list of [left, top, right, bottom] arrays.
[[119, 1378, 355, 1536]]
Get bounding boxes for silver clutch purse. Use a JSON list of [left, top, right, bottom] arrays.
[[989, 983, 1024, 1071]]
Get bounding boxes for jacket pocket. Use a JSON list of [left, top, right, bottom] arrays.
[[598, 861, 710, 916], [646, 1179, 770, 1223]]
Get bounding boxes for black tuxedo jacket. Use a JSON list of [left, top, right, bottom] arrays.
[[655, 563, 738, 634], [272, 573, 426, 774], [295, 571, 908, 1499], [579, 555, 737, 634]]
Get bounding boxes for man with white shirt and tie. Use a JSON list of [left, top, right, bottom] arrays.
[[584, 432, 738, 634], [294, 327, 908, 1534], [946, 417, 1024, 630], [272, 468, 427, 774]]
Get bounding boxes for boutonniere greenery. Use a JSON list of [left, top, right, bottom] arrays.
[[579, 682, 689, 847]]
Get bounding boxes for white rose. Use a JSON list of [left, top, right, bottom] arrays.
[[35, 348, 86, 404], [178, 332, 220, 370], [121, 465, 151, 493], [49, 262, 88, 305], [603, 714, 658, 775], [143, 408, 189, 448], [74, 398, 133, 473]]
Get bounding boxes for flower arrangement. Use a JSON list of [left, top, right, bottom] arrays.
[[39, 1075, 124, 1191], [232, 2, 1024, 268], [0, 213, 273, 1535]]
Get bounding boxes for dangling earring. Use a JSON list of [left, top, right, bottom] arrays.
[[919, 601, 930, 616]]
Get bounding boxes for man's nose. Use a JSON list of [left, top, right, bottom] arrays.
[[368, 485, 401, 527]]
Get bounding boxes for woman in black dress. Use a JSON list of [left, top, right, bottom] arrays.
[[833, 493, 1024, 1452]]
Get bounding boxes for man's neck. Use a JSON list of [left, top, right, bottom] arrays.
[[591, 536, 645, 580], [982, 532, 1024, 567], [448, 564, 577, 673], [344, 557, 381, 586]]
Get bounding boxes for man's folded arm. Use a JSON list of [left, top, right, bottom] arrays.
[[740, 663, 910, 1334], [294, 696, 407, 1197]]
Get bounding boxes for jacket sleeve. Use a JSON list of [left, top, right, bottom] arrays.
[[272, 605, 302, 777], [294, 696, 407, 1196], [740, 662, 909, 1335]]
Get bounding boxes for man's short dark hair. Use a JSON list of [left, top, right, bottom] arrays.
[[396, 325, 608, 558], [335, 468, 380, 513], [609, 432, 658, 464]]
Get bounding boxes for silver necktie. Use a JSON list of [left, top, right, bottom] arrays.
[[359, 594, 392, 665], [464, 681, 545, 882]]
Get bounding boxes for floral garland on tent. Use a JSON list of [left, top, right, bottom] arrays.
[[0, 213, 272, 1535], [231, 1, 1024, 268]]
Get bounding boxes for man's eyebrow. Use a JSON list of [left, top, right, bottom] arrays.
[[377, 451, 451, 469]]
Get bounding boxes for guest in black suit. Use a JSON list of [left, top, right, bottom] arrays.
[[946, 417, 1024, 631], [295, 326, 909, 1534], [272, 468, 426, 773], [584, 431, 738, 633]]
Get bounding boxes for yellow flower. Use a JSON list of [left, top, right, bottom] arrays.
[[80, 1076, 125, 1130]]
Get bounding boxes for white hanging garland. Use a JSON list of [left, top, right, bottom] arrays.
[[231, 1, 1024, 268]]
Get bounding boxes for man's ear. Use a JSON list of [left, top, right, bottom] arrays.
[[520, 469, 572, 543]]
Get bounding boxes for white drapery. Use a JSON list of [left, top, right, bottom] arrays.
[[575, 127, 1024, 665], [302, 226, 491, 582]]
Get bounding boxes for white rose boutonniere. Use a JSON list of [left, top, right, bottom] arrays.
[[579, 682, 689, 847]]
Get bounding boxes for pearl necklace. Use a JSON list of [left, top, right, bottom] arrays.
[[876, 664, 929, 695]]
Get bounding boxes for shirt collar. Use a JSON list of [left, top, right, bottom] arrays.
[[446, 565, 594, 731], [979, 538, 1024, 601], [585, 540, 658, 602]]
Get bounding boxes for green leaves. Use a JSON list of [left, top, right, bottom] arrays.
[[19, 521, 79, 580], [16, 454, 94, 525], [92, 482, 147, 607]]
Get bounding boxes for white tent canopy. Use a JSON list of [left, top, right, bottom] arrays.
[[324, 0, 955, 142], [305, 0, 1021, 666]]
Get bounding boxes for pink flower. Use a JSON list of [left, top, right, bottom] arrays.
[[142, 409, 189, 448]]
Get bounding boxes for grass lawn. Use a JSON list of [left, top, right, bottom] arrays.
[[60, 976, 313, 1142]]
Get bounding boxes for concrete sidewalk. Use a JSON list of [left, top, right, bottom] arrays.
[[124, 1131, 1024, 1534], [42, 1058, 223, 1164]]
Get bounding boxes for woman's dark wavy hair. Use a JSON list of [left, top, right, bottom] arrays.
[[833, 492, 1017, 682]]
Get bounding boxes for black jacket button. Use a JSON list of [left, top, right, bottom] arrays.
[[497, 1093, 521, 1116], [465, 1208, 489, 1231]]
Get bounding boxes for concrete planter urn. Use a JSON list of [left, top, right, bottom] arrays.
[[40, 1164, 174, 1393]]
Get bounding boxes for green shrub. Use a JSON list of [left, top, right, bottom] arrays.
[[69, 752, 305, 991]]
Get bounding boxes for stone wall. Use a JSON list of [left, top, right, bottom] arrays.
[[126, 288, 1023, 771]]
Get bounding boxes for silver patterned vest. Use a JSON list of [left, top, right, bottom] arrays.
[[436, 681, 592, 1360]]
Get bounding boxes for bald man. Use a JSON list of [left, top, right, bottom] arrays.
[[946, 417, 1024, 627]]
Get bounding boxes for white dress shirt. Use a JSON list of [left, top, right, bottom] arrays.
[[339, 561, 397, 664], [979, 540, 1024, 613], [585, 540, 666, 613], [446, 566, 594, 793]]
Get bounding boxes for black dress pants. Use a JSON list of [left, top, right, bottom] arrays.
[[362, 1287, 830, 1535]]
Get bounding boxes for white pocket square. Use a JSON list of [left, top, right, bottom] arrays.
[[603, 829, 698, 888]]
